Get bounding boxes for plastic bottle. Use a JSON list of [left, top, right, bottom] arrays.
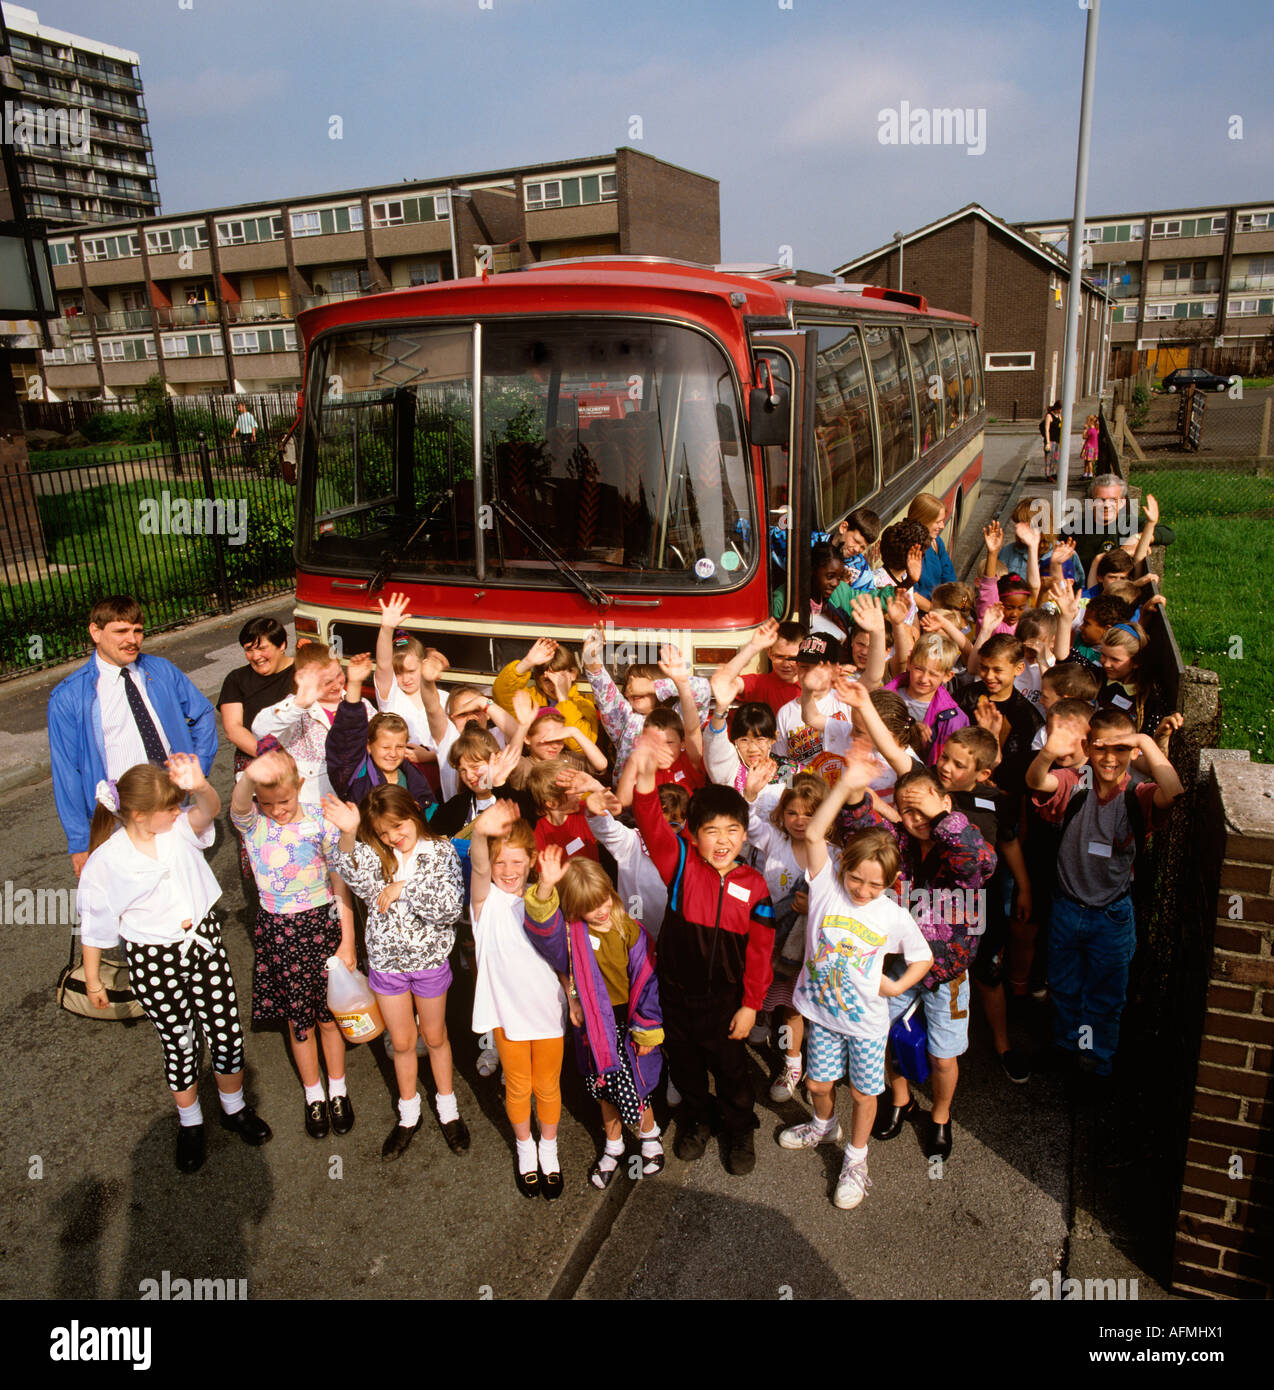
[[326, 957, 385, 1044]]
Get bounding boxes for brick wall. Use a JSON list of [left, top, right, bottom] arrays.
[[1173, 757, 1274, 1298], [616, 148, 719, 263]]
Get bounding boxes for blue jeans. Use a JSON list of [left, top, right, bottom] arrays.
[[1049, 892, 1136, 1075]]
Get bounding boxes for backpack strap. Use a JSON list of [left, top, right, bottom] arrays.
[[1060, 786, 1089, 843]]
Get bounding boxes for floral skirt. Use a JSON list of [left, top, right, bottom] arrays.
[[251, 901, 343, 1040]]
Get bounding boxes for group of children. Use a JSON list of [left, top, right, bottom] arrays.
[[76, 486, 1184, 1210]]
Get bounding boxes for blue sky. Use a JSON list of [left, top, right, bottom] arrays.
[[23, 0, 1274, 271]]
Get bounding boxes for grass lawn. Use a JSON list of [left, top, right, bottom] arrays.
[[1136, 468, 1274, 758], [31, 440, 168, 469]]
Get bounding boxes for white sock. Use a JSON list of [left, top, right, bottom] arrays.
[[218, 1087, 245, 1116], [328, 1075, 347, 1099], [303, 1082, 325, 1104], [813, 1111, 837, 1134], [398, 1093, 422, 1126], [538, 1136, 560, 1174], [640, 1122, 662, 1154], [176, 1098, 203, 1127], [783, 1053, 801, 1071], [435, 1091, 459, 1124], [516, 1136, 538, 1173], [846, 1142, 868, 1162]]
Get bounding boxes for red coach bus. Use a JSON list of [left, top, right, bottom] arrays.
[[287, 258, 984, 677]]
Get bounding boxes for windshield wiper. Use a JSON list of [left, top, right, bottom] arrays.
[[490, 496, 613, 609]]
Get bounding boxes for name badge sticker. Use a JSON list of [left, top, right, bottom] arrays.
[[1110, 693, 1132, 710], [726, 881, 751, 903], [1088, 841, 1113, 858], [975, 797, 996, 810], [589, 934, 602, 951], [565, 837, 585, 855]]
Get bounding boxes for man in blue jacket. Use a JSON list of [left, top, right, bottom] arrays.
[[48, 595, 218, 874]]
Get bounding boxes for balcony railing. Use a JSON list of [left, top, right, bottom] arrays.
[[1228, 274, 1274, 293], [91, 308, 153, 334], [1152, 278, 1221, 296], [297, 286, 378, 310], [225, 297, 294, 323], [10, 45, 144, 92], [59, 313, 93, 337], [156, 304, 221, 328]]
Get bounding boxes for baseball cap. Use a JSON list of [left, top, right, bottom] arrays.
[[795, 633, 843, 665]]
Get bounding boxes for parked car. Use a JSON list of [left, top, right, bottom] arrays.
[[1161, 367, 1234, 393]]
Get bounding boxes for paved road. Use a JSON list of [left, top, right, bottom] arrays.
[[0, 429, 1173, 1301]]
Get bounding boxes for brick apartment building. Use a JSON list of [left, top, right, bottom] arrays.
[[35, 147, 719, 401], [1020, 200, 1274, 379], [834, 204, 1106, 420]]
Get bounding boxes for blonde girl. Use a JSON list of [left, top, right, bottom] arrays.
[[78, 757, 271, 1173], [525, 850, 665, 1188], [469, 802, 567, 1198]]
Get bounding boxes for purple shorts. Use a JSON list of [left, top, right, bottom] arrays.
[[369, 962, 453, 999]]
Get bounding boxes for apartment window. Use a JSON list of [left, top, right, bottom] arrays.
[[146, 225, 208, 254], [99, 338, 155, 361], [1237, 212, 1271, 233], [328, 268, 369, 295], [1144, 304, 1175, 320], [215, 216, 282, 246], [1210, 215, 1227, 234], [348, 204, 365, 231], [407, 261, 442, 286], [291, 211, 321, 237], [600, 173, 617, 200], [524, 174, 617, 211], [1083, 226, 1104, 242], [526, 181, 563, 211], [217, 220, 247, 245], [81, 238, 108, 261], [1229, 299, 1259, 317], [1130, 223, 1145, 239], [435, 193, 449, 220], [49, 241, 78, 266], [230, 326, 296, 354], [162, 332, 221, 358], [1248, 257, 1274, 278], [371, 200, 405, 227], [1151, 220, 1182, 238], [985, 352, 1035, 371]]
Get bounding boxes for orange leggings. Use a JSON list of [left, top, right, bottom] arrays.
[[493, 1029, 564, 1127]]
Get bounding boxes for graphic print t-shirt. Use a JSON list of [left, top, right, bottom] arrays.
[[793, 859, 931, 1040]]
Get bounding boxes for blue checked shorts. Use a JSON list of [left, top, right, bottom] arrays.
[[805, 1020, 888, 1094], [886, 971, 970, 1059]]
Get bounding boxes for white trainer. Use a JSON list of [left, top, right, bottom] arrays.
[[834, 1152, 872, 1209], [778, 1118, 843, 1149], [769, 1062, 804, 1103]]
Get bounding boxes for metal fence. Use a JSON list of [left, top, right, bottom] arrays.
[[23, 390, 299, 446], [1109, 382, 1273, 461], [0, 432, 297, 679]]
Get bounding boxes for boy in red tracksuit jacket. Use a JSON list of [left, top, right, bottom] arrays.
[[630, 734, 775, 1176]]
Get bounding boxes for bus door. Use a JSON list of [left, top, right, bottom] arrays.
[[748, 330, 819, 625]]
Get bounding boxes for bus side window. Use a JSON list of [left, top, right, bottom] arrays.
[[811, 326, 875, 527], [905, 324, 943, 454]]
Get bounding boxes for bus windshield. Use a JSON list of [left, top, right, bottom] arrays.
[[299, 317, 756, 593]]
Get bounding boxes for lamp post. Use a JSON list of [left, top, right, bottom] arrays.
[[894, 230, 904, 291]]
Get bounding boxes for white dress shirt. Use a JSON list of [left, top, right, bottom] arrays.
[[96, 653, 172, 779]]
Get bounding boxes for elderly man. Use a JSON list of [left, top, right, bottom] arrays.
[[1062, 473, 1176, 580], [48, 595, 218, 874]]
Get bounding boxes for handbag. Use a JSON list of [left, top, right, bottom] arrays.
[[888, 996, 930, 1085], [56, 929, 145, 1022]]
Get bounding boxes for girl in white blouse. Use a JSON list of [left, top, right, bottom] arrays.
[[78, 756, 271, 1173]]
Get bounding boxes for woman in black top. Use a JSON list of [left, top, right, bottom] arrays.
[[218, 616, 295, 775]]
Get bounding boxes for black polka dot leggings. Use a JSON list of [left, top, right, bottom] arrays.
[[123, 912, 245, 1092]]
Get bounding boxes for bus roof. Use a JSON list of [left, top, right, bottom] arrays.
[[294, 256, 978, 344]]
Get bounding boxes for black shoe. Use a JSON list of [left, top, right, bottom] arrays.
[[304, 1099, 330, 1139], [927, 1119, 953, 1161], [724, 1127, 756, 1176], [999, 1048, 1032, 1085], [440, 1115, 470, 1154], [872, 1097, 917, 1141], [176, 1123, 205, 1173], [514, 1163, 540, 1199], [381, 1117, 422, 1160], [329, 1094, 355, 1135], [220, 1105, 272, 1146], [541, 1168, 564, 1200], [674, 1119, 711, 1161]]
